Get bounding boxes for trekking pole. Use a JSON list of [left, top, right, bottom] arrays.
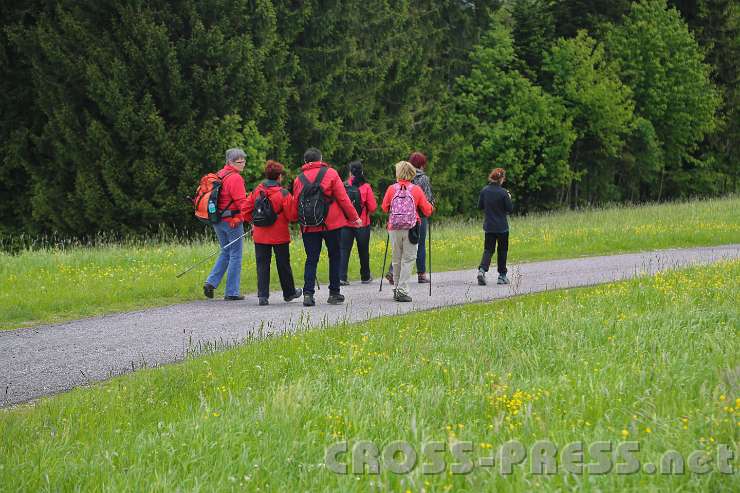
[[379, 231, 390, 292], [428, 218, 432, 296], [175, 229, 250, 278]]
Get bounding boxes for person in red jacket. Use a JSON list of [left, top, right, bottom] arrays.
[[203, 148, 249, 301], [381, 160, 434, 302], [339, 160, 377, 285], [291, 148, 362, 307], [243, 160, 302, 306]]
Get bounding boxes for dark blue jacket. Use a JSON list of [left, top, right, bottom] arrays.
[[478, 183, 513, 233]]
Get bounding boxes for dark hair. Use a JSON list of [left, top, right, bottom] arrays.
[[408, 152, 427, 170], [348, 160, 366, 186], [264, 160, 285, 180], [489, 167, 505, 183], [303, 147, 322, 163]]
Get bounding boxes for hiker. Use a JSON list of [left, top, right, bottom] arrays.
[[292, 148, 363, 306], [477, 167, 513, 286], [339, 160, 377, 285], [203, 148, 249, 301], [385, 151, 434, 285], [381, 160, 434, 302], [243, 160, 302, 306]]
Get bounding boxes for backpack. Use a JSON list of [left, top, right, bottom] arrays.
[[297, 166, 331, 227], [192, 171, 236, 224], [252, 187, 288, 227], [344, 182, 363, 215], [388, 183, 417, 230]]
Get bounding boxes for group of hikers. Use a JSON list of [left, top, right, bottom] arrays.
[[196, 147, 513, 307]]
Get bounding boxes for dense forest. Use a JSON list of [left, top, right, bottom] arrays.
[[1, 0, 737, 236]]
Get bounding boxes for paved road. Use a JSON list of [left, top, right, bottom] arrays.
[[1, 245, 738, 407]]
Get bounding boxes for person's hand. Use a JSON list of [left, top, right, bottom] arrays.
[[353, 218, 363, 227]]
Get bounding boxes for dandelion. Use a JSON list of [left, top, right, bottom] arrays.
[[621, 429, 630, 438]]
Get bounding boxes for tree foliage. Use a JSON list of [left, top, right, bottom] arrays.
[[543, 31, 635, 204], [442, 14, 575, 212], [604, 0, 721, 199], [0, 0, 732, 237]]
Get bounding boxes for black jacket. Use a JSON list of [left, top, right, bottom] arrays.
[[478, 183, 513, 233]]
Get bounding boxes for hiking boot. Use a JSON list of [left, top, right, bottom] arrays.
[[477, 269, 487, 286], [417, 273, 430, 284], [385, 271, 394, 285], [258, 297, 269, 306], [340, 280, 350, 286], [327, 293, 345, 305], [203, 283, 215, 299], [284, 288, 302, 302], [361, 277, 373, 284], [394, 290, 412, 302], [224, 295, 245, 301], [497, 274, 510, 285], [303, 294, 316, 307]]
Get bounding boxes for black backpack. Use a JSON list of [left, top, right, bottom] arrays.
[[252, 191, 277, 227], [297, 166, 331, 227], [344, 182, 363, 215]]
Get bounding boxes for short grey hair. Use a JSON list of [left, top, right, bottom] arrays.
[[225, 148, 246, 164]]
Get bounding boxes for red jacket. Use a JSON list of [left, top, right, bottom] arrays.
[[217, 165, 248, 227], [291, 162, 360, 233], [243, 181, 295, 245], [381, 180, 434, 229], [344, 181, 377, 228]]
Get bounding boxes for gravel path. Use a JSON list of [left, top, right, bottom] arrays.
[[1, 245, 738, 407]]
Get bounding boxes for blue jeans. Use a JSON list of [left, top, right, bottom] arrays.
[[205, 221, 244, 297], [416, 216, 428, 274], [302, 229, 342, 295]]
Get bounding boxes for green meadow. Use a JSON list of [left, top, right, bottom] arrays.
[[1, 196, 739, 330], [1, 260, 737, 491]]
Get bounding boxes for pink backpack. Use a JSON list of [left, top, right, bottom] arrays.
[[388, 183, 417, 230]]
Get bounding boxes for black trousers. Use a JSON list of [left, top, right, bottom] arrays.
[[339, 226, 372, 282], [254, 242, 296, 299], [302, 228, 342, 295], [479, 232, 509, 275]]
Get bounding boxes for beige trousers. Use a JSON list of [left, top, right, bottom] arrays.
[[390, 229, 418, 296]]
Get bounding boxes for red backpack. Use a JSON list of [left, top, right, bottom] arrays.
[[192, 171, 235, 224]]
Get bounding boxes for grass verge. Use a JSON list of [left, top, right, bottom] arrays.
[[1, 195, 738, 330], [1, 260, 737, 491]]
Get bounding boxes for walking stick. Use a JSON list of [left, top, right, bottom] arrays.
[[379, 231, 390, 292], [428, 218, 432, 296], [176, 229, 250, 278]]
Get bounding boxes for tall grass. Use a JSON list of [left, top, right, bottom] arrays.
[[1, 196, 738, 330], [1, 261, 737, 491]]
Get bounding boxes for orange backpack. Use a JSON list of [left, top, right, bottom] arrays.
[[192, 171, 235, 224]]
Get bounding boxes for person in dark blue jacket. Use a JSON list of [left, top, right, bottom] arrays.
[[477, 167, 514, 285]]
